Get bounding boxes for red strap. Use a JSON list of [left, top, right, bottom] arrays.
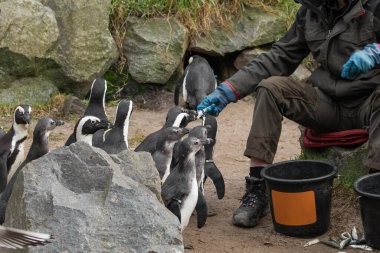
[[303, 128, 369, 148]]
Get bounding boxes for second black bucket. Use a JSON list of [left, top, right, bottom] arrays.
[[261, 160, 337, 237], [354, 173, 380, 250]]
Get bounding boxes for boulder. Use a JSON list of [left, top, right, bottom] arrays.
[[0, 0, 118, 96], [190, 7, 287, 56], [124, 17, 189, 84], [4, 142, 184, 253], [0, 76, 58, 106]]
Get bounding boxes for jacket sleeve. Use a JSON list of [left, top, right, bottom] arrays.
[[226, 7, 310, 99]]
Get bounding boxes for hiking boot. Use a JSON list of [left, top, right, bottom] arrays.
[[232, 176, 268, 227]]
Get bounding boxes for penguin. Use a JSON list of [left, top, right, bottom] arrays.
[[136, 127, 189, 182], [65, 77, 108, 146], [161, 137, 208, 231], [0, 105, 32, 192], [203, 115, 225, 199], [175, 55, 217, 109], [65, 116, 112, 146], [171, 125, 214, 228], [0, 118, 64, 224], [0, 225, 53, 249], [98, 99, 133, 154], [0, 127, 5, 139], [134, 106, 196, 153]]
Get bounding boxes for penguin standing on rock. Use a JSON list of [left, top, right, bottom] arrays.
[[65, 116, 112, 146], [0, 118, 64, 224], [65, 77, 108, 146], [98, 99, 133, 154], [136, 127, 189, 182], [175, 55, 217, 109], [0, 105, 32, 192], [161, 137, 208, 231]]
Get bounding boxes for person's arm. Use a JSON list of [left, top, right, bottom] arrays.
[[227, 6, 310, 98], [197, 7, 310, 116]]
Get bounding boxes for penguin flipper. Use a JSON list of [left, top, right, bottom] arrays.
[[167, 200, 181, 222], [174, 74, 185, 106], [195, 189, 208, 228], [64, 133, 76, 146], [204, 162, 225, 199]]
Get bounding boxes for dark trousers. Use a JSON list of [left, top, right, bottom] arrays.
[[244, 76, 380, 170]]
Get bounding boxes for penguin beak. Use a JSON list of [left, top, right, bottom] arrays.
[[98, 120, 113, 129], [23, 113, 31, 124], [55, 120, 65, 126], [181, 128, 190, 134], [201, 138, 214, 145]]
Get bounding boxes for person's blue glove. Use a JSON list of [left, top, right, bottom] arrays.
[[342, 43, 380, 79], [197, 82, 238, 116]]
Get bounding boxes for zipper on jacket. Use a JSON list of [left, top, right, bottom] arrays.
[[326, 30, 332, 39]]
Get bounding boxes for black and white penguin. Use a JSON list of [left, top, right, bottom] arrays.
[[0, 225, 53, 249], [65, 116, 112, 146], [203, 115, 225, 199], [175, 55, 217, 109], [134, 106, 195, 154], [0, 118, 64, 223], [0, 105, 32, 192], [171, 125, 214, 228], [161, 137, 208, 231], [65, 77, 108, 146], [136, 127, 189, 182], [98, 99, 133, 154]]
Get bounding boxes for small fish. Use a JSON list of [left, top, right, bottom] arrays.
[[349, 244, 373, 251], [320, 239, 340, 249], [304, 238, 320, 247], [351, 226, 358, 241], [339, 232, 351, 249]]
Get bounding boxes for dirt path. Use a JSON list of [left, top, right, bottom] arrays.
[[1, 94, 364, 253]]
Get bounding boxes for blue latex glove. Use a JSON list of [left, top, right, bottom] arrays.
[[197, 82, 238, 116], [342, 43, 380, 79]]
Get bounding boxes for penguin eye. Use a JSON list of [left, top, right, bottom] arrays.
[[91, 120, 96, 124], [50, 120, 55, 125]]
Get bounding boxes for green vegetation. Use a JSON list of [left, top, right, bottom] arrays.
[[299, 147, 368, 193]]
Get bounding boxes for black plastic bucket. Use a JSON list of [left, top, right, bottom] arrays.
[[261, 160, 337, 237], [354, 173, 380, 249]]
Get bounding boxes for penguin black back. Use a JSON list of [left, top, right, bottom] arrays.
[[84, 77, 108, 121], [0, 117, 64, 224], [100, 99, 133, 154], [175, 55, 216, 109]]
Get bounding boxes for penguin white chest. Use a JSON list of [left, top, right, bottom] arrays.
[[180, 176, 198, 231]]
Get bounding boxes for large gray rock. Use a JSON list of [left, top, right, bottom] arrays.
[[124, 17, 189, 84], [4, 142, 184, 253], [0, 76, 58, 106], [0, 0, 118, 96], [190, 7, 287, 56]]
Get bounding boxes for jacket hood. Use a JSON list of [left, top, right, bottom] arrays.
[[296, 0, 358, 26]]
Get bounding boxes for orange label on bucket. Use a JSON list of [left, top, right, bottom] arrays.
[[272, 190, 317, 226]]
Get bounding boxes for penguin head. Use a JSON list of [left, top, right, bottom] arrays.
[[77, 116, 112, 137], [189, 126, 208, 140], [180, 137, 205, 156], [164, 127, 190, 142], [14, 105, 32, 125], [34, 117, 64, 139]]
